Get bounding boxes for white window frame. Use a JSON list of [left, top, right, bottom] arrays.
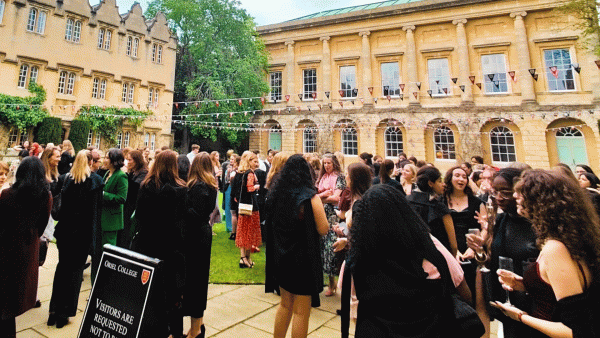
[[65, 18, 73, 41], [340, 65, 357, 98], [544, 48, 576, 92], [94, 133, 101, 149], [302, 68, 317, 100], [116, 132, 123, 149], [29, 66, 38, 84], [97, 28, 105, 48], [99, 79, 107, 99], [73, 20, 81, 43], [58, 71, 67, 94], [126, 36, 132, 56], [269, 71, 282, 102], [18, 64, 29, 88], [144, 133, 149, 147], [303, 126, 317, 153], [128, 83, 135, 103], [152, 44, 157, 62], [490, 126, 517, 164], [27, 8, 37, 32], [0, 0, 6, 25], [481, 54, 509, 94], [92, 77, 99, 98], [66, 72, 76, 95], [157, 45, 163, 63], [341, 126, 358, 156], [36, 10, 46, 34], [154, 89, 159, 108], [104, 30, 111, 50], [150, 134, 156, 151], [9, 128, 20, 147], [123, 132, 131, 148], [132, 38, 139, 57], [87, 130, 93, 147], [148, 88, 154, 106], [427, 58, 451, 97], [384, 126, 403, 158], [122, 83, 128, 102], [433, 126, 456, 160], [381, 62, 401, 97]]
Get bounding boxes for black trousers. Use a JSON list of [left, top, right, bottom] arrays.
[[49, 238, 89, 317]]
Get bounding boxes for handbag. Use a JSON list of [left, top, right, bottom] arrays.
[[451, 293, 485, 338], [39, 236, 49, 266], [51, 176, 69, 220], [238, 171, 254, 216]]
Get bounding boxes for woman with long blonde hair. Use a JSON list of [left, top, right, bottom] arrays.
[[266, 152, 289, 189], [48, 150, 104, 328], [182, 152, 218, 338]]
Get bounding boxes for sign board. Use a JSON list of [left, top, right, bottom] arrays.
[[78, 245, 163, 338]]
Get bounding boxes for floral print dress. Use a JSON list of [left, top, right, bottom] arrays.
[[318, 173, 346, 276]]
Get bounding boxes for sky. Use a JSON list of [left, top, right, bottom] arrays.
[[93, 0, 379, 26]]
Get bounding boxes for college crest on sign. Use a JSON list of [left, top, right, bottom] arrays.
[[141, 269, 151, 285]]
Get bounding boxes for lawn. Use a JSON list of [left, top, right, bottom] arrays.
[[209, 194, 266, 284]]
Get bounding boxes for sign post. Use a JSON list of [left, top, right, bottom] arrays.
[[78, 245, 164, 338]]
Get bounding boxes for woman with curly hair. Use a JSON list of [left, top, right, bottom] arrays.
[[493, 169, 600, 337]]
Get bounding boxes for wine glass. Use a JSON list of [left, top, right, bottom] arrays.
[[498, 256, 514, 304]]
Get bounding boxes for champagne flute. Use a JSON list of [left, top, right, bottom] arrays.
[[498, 256, 514, 304]]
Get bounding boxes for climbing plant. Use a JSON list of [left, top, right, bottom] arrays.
[[0, 82, 48, 131], [77, 106, 151, 147]]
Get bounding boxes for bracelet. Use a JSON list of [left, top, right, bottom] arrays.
[[518, 311, 526, 322], [474, 251, 488, 263]]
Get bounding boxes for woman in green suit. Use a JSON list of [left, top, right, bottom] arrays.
[[102, 148, 128, 246]]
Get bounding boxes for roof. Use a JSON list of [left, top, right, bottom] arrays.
[[286, 0, 426, 22]]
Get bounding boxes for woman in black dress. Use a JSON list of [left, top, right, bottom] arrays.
[[182, 152, 218, 338], [132, 150, 187, 338], [266, 154, 329, 338], [407, 166, 458, 256], [121, 150, 148, 248]]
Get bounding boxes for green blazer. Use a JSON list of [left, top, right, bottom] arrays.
[[101, 169, 128, 232]]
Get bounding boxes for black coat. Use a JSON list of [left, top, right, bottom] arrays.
[[58, 153, 75, 175], [120, 169, 148, 248]]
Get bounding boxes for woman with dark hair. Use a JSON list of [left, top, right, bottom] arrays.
[[182, 152, 218, 338], [577, 171, 600, 217], [133, 150, 187, 338], [101, 148, 128, 246], [177, 154, 191, 182], [407, 166, 458, 256], [467, 167, 540, 338], [493, 169, 600, 337], [226, 154, 241, 237], [48, 150, 104, 328], [265, 154, 329, 338], [358, 152, 373, 168], [575, 164, 595, 177], [347, 184, 456, 337], [316, 153, 346, 296], [373, 159, 403, 194], [0, 157, 51, 337], [121, 150, 148, 248]]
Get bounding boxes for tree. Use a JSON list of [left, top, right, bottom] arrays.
[[146, 0, 270, 150], [559, 0, 600, 56]]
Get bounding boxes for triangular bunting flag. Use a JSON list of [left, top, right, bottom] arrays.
[[400, 83, 405, 91], [285, 95, 290, 102], [387, 95, 391, 102], [368, 87, 373, 95], [260, 97, 265, 105], [413, 92, 418, 99], [451, 78, 458, 84], [443, 88, 448, 94], [508, 71, 516, 82], [476, 83, 482, 89], [549, 66, 559, 78], [340, 101, 344, 107], [325, 91, 330, 99], [469, 76, 475, 84], [238, 99, 243, 106], [312, 92, 317, 99], [339, 90, 345, 98]]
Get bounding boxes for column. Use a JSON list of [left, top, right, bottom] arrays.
[[285, 40, 295, 106], [403, 25, 420, 106], [453, 19, 473, 104], [320, 36, 331, 102], [510, 12, 536, 104], [359, 31, 373, 106]]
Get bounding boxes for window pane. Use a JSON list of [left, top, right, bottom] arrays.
[[489, 126, 516, 163], [148, 88, 153, 105], [385, 126, 403, 157], [128, 84, 134, 103], [73, 21, 81, 42], [545, 49, 575, 91], [152, 44, 157, 62], [126, 37, 132, 56], [58, 71, 67, 94], [92, 78, 99, 98], [270, 72, 282, 101], [36, 11, 46, 34], [27, 8, 37, 32], [303, 68, 317, 100], [433, 126, 456, 159], [427, 58, 450, 96], [29, 66, 38, 84], [342, 127, 358, 155], [18, 64, 29, 88], [0, 1, 5, 25], [116, 132, 123, 148], [154, 90, 158, 107], [98, 28, 104, 48], [381, 62, 400, 96], [67, 73, 75, 95], [340, 66, 356, 97], [124, 132, 130, 147], [269, 127, 282, 151], [132, 38, 139, 57], [150, 134, 156, 151], [303, 127, 317, 153], [157, 45, 162, 63], [481, 54, 508, 93], [100, 80, 106, 99], [87, 130, 93, 147], [122, 83, 128, 102], [65, 18, 73, 40], [104, 30, 112, 50]]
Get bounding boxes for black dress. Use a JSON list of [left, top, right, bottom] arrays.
[[489, 212, 542, 338], [407, 191, 451, 252], [372, 177, 405, 195], [265, 186, 323, 306], [120, 169, 148, 248], [49, 173, 104, 318], [183, 182, 217, 318], [443, 194, 483, 297], [57, 153, 74, 175]]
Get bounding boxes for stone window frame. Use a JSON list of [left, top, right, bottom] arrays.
[[534, 39, 580, 94], [489, 126, 517, 164], [426, 57, 452, 97], [268, 68, 284, 102], [303, 126, 317, 153], [300, 64, 318, 101], [92, 76, 109, 100], [433, 126, 456, 160], [65, 17, 82, 43], [335, 58, 359, 99], [151, 43, 164, 64], [26, 6, 47, 35], [384, 126, 403, 158], [543, 47, 577, 93], [17, 61, 40, 89], [98, 27, 113, 51], [58, 70, 78, 96], [474, 45, 513, 96], [123, 131, 131, 148], [380, 61, 401, 97]]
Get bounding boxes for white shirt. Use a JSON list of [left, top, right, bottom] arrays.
[[187, 151, 197, 164]]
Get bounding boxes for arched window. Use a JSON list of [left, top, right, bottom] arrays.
[[556, 126, 583, 137], [268, 125, 282, 151], [126, 36, 133, 56], [73, 20, 81, 42], [58, 71, 67, 93], [490, 126, 516, 163], [341, 126, 358, 155], [27, 8, 37, 31], [67, 72, 76, 95], [384, 126, 403, 157], [65, 18, 74, 40], [433, 126, 456, 160], [303, 126, 317, 153], [132, 38, 139, 57], [99, 79, 107, 99], [94, 133, 101, 149], [18, 64, 29, 88], [92, 78, 99, 98], [116, 132, 123, 148]]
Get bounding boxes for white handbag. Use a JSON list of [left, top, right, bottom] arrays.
[[238, 171, 254, 216]]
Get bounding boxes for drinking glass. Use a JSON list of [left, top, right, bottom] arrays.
[[498, 256, 514, 304]]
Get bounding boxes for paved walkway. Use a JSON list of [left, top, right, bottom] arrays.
[[16, 243, 500, 338]]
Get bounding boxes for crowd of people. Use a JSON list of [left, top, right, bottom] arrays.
[[2, 139, 600, 338]]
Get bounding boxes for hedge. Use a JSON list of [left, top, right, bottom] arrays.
[[69, 119, 91, 152], [35, 117, 62, 145]]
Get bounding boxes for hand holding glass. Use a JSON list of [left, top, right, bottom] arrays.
[[498, 256, 514, 304]]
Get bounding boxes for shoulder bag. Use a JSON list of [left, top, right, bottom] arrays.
[[238, 171, 253, 216]]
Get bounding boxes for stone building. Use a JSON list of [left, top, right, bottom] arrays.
[[0, 0, 176, 151], [251, 0, 600, 173]]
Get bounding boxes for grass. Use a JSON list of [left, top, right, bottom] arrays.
[[208, 193, 266, 284]]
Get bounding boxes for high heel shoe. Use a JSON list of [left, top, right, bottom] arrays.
[[47, 313, 57, 326], [194, 325, 206, 338], [239, 257, 250, 268], [245, 255, 255, 267], [324, 286, 337, 297]]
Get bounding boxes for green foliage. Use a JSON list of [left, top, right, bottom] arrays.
[[69, 119, 91, 152], [146, 0, 270, 147], [36, 117, 62, 145], [0, 82, 48, 130], [77, 106, 151, 147], [558, 0, 600, 57]]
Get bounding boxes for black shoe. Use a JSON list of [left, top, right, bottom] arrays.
[[47, 313, 56, 326], [56, 316, 68, 328], [336, 309, 342, 316], [229, 233, 236, 240], [194, 325, 206, 338], [34, 300, 41, 308], [239, 257, 250, 268]]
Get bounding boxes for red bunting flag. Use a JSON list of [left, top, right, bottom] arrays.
[[399, 83, 405, 91], [413, 92, 418, 99], [238, 99, 243, 106], [340, 101, 344, 107], [175, 103, 179, 109], [508, 71, 516, 82], [318, 104, 322, 110], [285, 95, 290, 102], [368, 87, 373, 95], [549, 66, 559, 78], [360, 98, 364, 104], [260, 97, 265, 105], [216, 101, 220, 107], [195, 102, 199, 107], [443, 88, 448, 94], [476, 83, 482, 90], [387, 95, 391, 102], [469, 76, 475, 84], [229, 112, 233, 118], [312, 92, 317, 99], [339, 90, 345, 98]]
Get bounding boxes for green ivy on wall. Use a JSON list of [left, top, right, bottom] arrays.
[[0, 83, 48, 131], [77, 106, 152, 147]]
